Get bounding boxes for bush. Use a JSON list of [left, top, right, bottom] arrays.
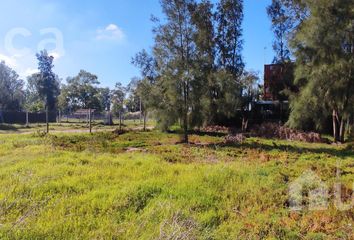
[[250, 123, 326, 143]]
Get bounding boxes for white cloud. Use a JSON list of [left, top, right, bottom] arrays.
[[0, 53, 17, 68], [49, 51, 62, 61], [0, 52, 37, 78], [24, 68, 38, 76], [0, 50, 64, 79], [96, 24, 125, 42]]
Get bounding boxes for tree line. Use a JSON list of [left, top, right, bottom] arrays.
[[267, 0, 353, 142], [0, 51, 144, 120], [131, 0, 353, 143], [0, 0, 352, 143]]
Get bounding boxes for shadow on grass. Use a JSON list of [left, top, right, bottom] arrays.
[[189, 130, 228, 138], [0, 124, 19, 131], [205, 140, 354, 159]]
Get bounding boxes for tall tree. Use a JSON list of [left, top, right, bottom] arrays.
[[216, 0, 244, 77], [0, 61, 24, 111], [98, 87, 111, 111], [25, 73, 46, 112], [215, 0, 245, 124], [267, 0, 292, 63], [288, 0, 354, 143], [111, 83, 126, 129], [153, 0, 197, 142], [131, 50, 158, 84], [190, 0, 217, 125], [36, 50, 60, 111]]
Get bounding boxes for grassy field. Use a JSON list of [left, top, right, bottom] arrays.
[[0, 129, 353, 239]]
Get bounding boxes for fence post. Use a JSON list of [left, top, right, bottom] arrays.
[[26, 111, 29, 127], [58, 110, 61, 124], [46, 107, 49, 133], [89, 109, 92, 134], [140, 98, 142, 124]]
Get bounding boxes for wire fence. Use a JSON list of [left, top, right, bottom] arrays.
[[0, 110, 57, 124]]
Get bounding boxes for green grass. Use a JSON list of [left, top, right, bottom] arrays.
[[0, 131, 352, 239]]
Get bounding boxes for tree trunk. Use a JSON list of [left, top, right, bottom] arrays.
[[183, 81, 189, 143], [119, 112, 122, 131], [242, 111, 249, 132], [339, 118, 346, 143], [143, 112, 147, 131], [332, 110, 340, 143], [183, 114, 188, 143]]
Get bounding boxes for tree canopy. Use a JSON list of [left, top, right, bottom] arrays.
[[0, 61, 24, 111]]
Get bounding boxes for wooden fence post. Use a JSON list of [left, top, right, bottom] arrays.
[[46, 107, 49, 134], [89, 109, 92, 134], [26, 111, 29, 127]]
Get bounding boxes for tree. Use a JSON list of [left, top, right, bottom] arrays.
[[240, 70, 260, 131], [59, 70, 102, 111], [57, 84, 72, 114], [25, 73, 46, 112], [111, 83, 126, 130], [0, 61, 24, 111], [97, 87, 113, 125], [98, 87, 111, 112], [131, 50, 158, 84], [132, 51, 160, 125], [216, 0, 244, 77], [152, 0, 197, 142], [189, 0, 217, 125], [132, 0, 247, 132], [288, 0, 354, 143], [267, 0, 293, 63], [36, 50, 60, 111], [215, 0, 245, 124]]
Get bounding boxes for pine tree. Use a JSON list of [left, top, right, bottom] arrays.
[[152, 0, 197, 142], [215, 0, 245, 123], [288, 0, 354, 142], [36, 50, 60, 111], [216, 0, 244, 77], [190, 0, 216, 125], [267, 0, 292, 63]]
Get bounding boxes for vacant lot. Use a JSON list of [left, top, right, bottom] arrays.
[[0, 130, 353, 239]]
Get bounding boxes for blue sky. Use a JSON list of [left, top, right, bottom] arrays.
[[0, 0, 274, 88]]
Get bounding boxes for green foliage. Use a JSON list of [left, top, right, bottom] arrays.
[[287, 0, 354, 142], [111, 82, 126, 117], [267, 0, 293, 63], [133, 0, 246, 135], [0, 61, 25, 111], [35, 50, 60, 111], [58, 70, 103, 112], [216, 0, 244, 77]]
